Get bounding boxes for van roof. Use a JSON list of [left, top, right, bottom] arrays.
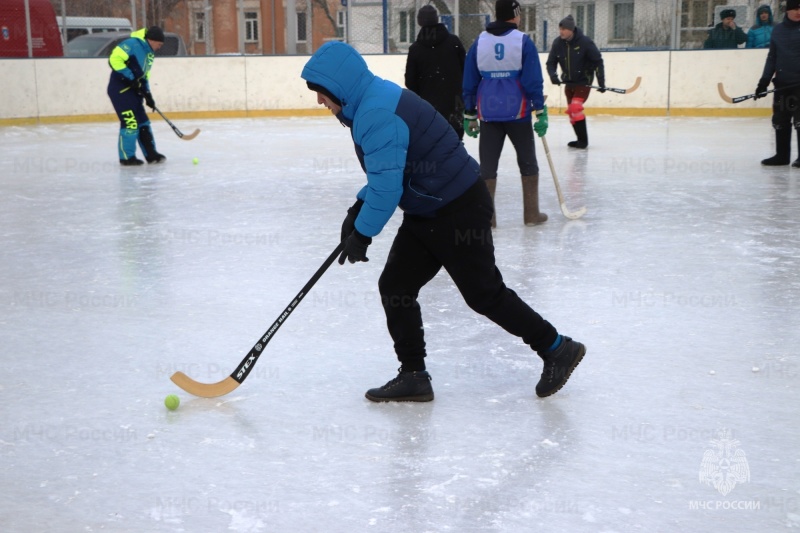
[[57, 16, 132, 28]]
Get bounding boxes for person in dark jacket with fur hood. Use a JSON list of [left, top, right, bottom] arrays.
[[405, 5, 466, 139], [545, 14, 605, 149]]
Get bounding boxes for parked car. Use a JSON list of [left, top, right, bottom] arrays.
[[57, 16, 132, 42], [65, 30, 187, 57], [0, 0, 63, 57]]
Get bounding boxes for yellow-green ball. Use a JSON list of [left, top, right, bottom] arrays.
[[164, 394, 180, 410], [192, 157, 199, 165]]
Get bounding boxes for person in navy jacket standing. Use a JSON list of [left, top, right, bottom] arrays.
[[301, 41, 586, 403], [463, 0, 550, 228]]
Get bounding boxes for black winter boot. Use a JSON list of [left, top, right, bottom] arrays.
[[536, 336, 586, 398], [365, 369, 434, 402], [138, 125, 167, 164], [568, 120, 588, 149], [120, 157, 144, 166], [761, 128, 791, 166]]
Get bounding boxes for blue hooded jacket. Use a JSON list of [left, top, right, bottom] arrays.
[[746, 5, 774, 49], [301, 42, 479, 238]]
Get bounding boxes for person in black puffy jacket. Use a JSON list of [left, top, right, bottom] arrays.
[[405, 5, 466, 139]]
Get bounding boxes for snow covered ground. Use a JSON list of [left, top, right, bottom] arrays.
[[1, 115, 798, 532]]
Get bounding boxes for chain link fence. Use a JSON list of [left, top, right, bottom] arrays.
[[0, 0, 792, 57]]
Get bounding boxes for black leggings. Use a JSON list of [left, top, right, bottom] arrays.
[[378, 180, 558, 369]]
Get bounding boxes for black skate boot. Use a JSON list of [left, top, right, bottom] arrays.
[[567, 120, 588, 149], [120, 157, 144, 166], [536, 336, 586, 398], [761, 128, 791, 166], [365, 368, 434, 402]]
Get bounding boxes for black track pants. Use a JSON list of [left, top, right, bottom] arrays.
[[378, 180, 558, 369], [478, 120, 539, 180]]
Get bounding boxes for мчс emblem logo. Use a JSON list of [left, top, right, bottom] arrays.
[[698, 429, 750, 496]]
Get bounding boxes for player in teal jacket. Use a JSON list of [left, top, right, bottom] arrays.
[[107, 26, 166, 165]]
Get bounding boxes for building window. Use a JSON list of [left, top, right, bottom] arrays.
[[399, 9, 415, 44], [611, 2, 634, 41], [572, 3, 595, 40], [297, 12, 307, 43], [245, 11, 259, 42], [194, 11, 205, 42], [520, 5, 536, 38], [337, 10, 346, 39]]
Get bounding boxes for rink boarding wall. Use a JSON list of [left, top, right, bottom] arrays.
[[0, 49, 771, 125]]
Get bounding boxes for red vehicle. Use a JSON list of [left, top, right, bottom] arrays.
[[0, 0, 63, 57]]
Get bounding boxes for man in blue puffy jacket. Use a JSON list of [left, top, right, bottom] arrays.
[[107, 26, 166, 166], [301, 41, 586, 402]]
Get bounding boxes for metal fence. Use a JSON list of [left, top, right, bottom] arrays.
[[0, 0, 791, 58]]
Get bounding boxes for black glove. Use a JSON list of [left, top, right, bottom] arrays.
[[597, 84, 607, 93], [338, 229, 371, 265], [754, 81, 769, 100], [143, 91, 156, 110], [550, 76, 561, 86], [340, 199, 364, 242]]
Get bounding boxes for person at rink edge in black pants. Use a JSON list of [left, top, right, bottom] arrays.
[[755, 0, 800, 168], [301, 41, 586, 402]]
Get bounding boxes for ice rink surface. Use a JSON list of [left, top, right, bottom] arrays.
[[1, 114, 798, 532]]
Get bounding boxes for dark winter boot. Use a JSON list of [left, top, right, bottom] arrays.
[[119, 157, 144, 166], [536, 336, 586, 398], [138, 125, 166, 164], [521, 174, 547, 225], [484, 178, 497, 228], [567, 120, 588, 149], [365, 369, 434, 402], [761, 128, 791, 166]]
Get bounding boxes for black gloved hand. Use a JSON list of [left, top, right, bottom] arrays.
[[338, 229, 371, 265], [754, 81, 769, 100], [597, 85, 607, 93], [550, 76, 561, 86], [340, 199, 364, 242], [143, 91, 156, 110]]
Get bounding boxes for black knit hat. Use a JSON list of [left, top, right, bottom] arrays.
[[787, 0, 799, 10], [495, 0, 521, 21], [559, 15, 576, 31], [306, 81, 342, 106], [417, 5, 438, 27], [720, 8, 736, 20], [146, 25, 165, 42]]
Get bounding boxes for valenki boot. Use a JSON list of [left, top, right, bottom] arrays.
[[761, 128, 791, 166], [521, 174, 547, 225]]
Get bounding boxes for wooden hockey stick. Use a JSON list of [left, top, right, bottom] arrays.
[[154, 107, 200, 140], [540, 136, 587, 220], [171, 242, 345, 397], [717, 82, 800, 104], [584, 76, 641, 94]]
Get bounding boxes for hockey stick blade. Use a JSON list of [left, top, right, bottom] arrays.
[[179, 129, 201, 141], [717, 81, 800, 104], [540, 136, 587, 220], [171, 242, 345, 398], [155, 107, 200, 141]]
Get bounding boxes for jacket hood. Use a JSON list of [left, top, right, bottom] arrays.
[[415, 23, 449, 46], [753, 5, 773, 27], [300, 41, 375, 122]]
